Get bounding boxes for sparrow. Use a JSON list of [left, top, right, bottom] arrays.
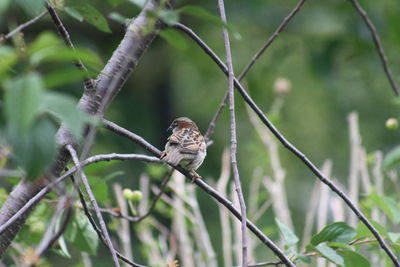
[[160, 117, 206, 182]]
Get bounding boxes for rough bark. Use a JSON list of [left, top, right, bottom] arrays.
[[0, 0, 174, 256]]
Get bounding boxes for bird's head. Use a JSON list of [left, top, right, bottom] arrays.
[[167, 117, 198, 132]]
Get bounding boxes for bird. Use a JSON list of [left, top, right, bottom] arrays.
[[160, 117, 206, 182]]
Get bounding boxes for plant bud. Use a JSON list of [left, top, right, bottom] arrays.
[[274, 77, 291, 95], [385, 118, 398, 130]]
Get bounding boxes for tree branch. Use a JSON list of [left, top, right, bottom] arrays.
[[202, 0, 306, 140], [102, 119, 295, 267], [0, 11, 47, 44], [73, 176, 147, 267], [0, 0, 173, 256], [46, 3, 93, 92], [66, 145, 120, 267], [174, 23, 400, 267], [216, 0, 248, 266], [347, 0, 399, 96]]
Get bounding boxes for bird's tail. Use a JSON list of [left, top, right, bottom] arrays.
[[161, 150, 183, 166]]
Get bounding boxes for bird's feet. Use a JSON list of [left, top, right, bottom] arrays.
[[191, 171, 201, 183], [160, 151, 167, 160]]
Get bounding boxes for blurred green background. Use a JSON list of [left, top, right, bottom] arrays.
[[1, 0, 399, 265]]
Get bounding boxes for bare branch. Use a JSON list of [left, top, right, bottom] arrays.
[[238, 0, 307, 80], [203, 0, 306, 141], [66, 145, 120, 267], [216, 0, 248, 265], [174, 23, 400, 266], [33, 197, 73, 263], [46, 3, 93, 92], [73, 176, 147, 267], [348, 0, 400, 96], [0, 11, 47, 43], [0, 0, 174, 255], [0, 152, 158, 237], [102, 119, 294, 267]]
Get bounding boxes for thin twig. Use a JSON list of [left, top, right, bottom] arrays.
[[234, 261, 283, 267], [46, 3, 93, 92], [174, 23, 400, 267], [202, 0, 306, 141], [238, 0, 306, 80], [113, 183, 133, 266], [134, 169, 174, 222], [348, 0, 399, 96], [0, 11, 47, 43], [73, 176, 147, 267], [34, 197, 73, 262], [0, 153, 159, 236], [102, 119, 295, 267], [216, 0, 248, 266], [217, 148, 233, 267], [66, 145, 120, 267]]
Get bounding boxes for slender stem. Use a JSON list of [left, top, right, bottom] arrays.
[[72, 176, 147, 267], [347, 0, 399, 96], [46, 3, 93, 92], [238, 0, 306, 80], [174, 23, 400, 267], [66, 145, 120, 267], [216, 0, 248, 266], [35, 197, 73, 260], [201, 0, 306, 141], [102, 119, 295, 267], [0, 11, 47, 43], [0, 153, 159, 236]]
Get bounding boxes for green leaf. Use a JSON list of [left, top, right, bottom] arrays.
[[16, 0, 45, 17], [355, 220, 387, 239], [159, 29, 188, 50], [158, 9, 180, 25], [383, 146, 400, 169], [4, 72, 43, 133], [72, 4, 111, 33], [275, 218, 299, 246], [0, 46, 18, 76], [339, 250, 370, 267], [311, 222, 356, 246], [30, 47, 103, 70], [308, 244, 344, 266], [65, 7, 84, 22], [44, 68, 88, 88], [109, 12, 128, 24], [7, 118, 57, 180], [296, 253, 311, 264], [128, 0, 147, 8], [70, 212, 99, 255], [28, 32, 61, 54], [41, 92, 94, 140], [368, 194, 400, 223]]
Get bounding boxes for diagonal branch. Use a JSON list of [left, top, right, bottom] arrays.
[[216, 0, 248, 266], [46, 3, 93, 92], [73, 176, 147, 267], [66, 145, 120, 267], [174, 23, 400, 267], [0, 11, 48, 43], [0, 0, 174, 256], [202, 0, 306, 140], [238, 0, 306, 80], [102, 119, 295, 267], [347, 0, 399, 96]]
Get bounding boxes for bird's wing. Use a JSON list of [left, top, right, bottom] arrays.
[[177, 128, 205, 155]]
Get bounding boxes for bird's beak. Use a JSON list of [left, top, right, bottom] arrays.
[[167, 123, 173, 132]]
